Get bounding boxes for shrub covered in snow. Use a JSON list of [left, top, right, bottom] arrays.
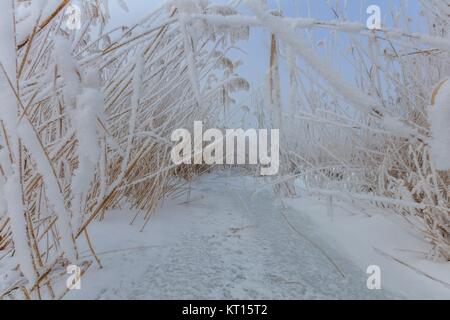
[[0, 0, 248, 299], [235, 1, 450, 260], [429, 78, 450, 171], [192, 0, 450, 260], [0, 0, 449, 299]]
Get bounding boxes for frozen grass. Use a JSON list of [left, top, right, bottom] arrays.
[[0, 0, 248, 299], [0, 0, 449, 299], [223, 1, 450, 261]]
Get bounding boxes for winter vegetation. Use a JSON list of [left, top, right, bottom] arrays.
[[0, 0, 449, 299]]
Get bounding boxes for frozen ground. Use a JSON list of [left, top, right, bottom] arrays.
[[66, 172, 450, 300]]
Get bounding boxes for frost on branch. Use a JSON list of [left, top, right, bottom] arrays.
[[1, 0, 449, 300], [429, 79, 450, 171], [0, 0, 248, 299]]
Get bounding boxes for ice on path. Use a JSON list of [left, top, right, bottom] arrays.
[[67, 173, 394, 300]]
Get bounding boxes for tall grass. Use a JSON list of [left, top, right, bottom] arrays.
[[242, 1, 450, 260], [190, 0, 450, 260], [0, 0, 248, 299], [1, 0, 449, 299]]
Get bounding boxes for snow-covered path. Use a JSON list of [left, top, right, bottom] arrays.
[[67, 173, 394, 300]]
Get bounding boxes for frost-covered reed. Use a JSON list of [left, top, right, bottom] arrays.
[[0, 0, 248, 299], [1, 0, 449, 300]]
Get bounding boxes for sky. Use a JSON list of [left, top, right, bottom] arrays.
[[107, 0, 421, 24], [105, 0, 423, 125]]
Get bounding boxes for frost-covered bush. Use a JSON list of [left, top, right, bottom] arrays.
[[191, 0, 450, 259], [0, 0, 247, 299], [237, 1, 450, 259], [0, 0, 449, 300]]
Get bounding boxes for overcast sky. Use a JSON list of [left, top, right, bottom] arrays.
[[105, 0, 422, 125], [107, 0, 422, 83]]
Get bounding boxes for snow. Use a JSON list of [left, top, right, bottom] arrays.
[[54, 36, 81, 106], [180, 13, 204, 116], [16, 0, 63, 46], [17, 122, 77, 262], [0, 176, 6, 219], [285, 192, 450, 299], [16, 0, 47, 45], [71, 80, 105, 230], [0, 0, 17, 81], [63, 172, 450, 299], [222, 2, 413, 138], [0, 0, 36, 286], [121, 52, 144, 173], [167, 0, 206, 15], [4, 171, 36, 284], [0, 0, 449, 301], [0, 0, 20, 134], [429, 78, 450, 171]]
